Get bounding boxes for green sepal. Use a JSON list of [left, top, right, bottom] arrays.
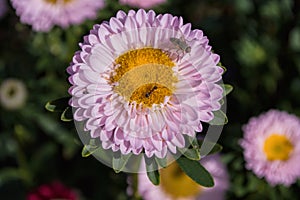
[[81, 139, 99, 157], [198, 140, 223, 156], [61, 106, 73, 122], [45, 97, 70, 112], [178, 147, 201, 161], [112, 151, 132, 173], [145, 157, 160, 185], [217, 62, 227, 74], [219, 98, 225, 105], [155, 157, 168, 168], [92, 145, 112, 163], [82, 145, 97, 157], [81, 145, 91, 157], [176, 156, 214, 187], [179, 136, 201, 160], [209, 110, 228, 125], [189, 137, 200, 149], [221, 84, 233, 96]]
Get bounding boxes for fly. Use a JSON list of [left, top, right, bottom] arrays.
[[145, 86, 158, 98], [169, 36, 191, 55]]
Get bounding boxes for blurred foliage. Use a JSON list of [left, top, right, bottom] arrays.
[[0, 0, 300, 199]]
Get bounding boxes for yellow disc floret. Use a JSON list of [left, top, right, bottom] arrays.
[[111, 48, 177, 107], [263, 134, 293, 161], [160, 162, 201, 198]]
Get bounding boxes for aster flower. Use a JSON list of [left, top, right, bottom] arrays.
[[10, 0, 105, 32], [26, 181, 78, 200], [240, 109, 300, 186], [119, 0, 166, 9], [0, 78, 27, 110], [68, 9, 224, 162], [137, 154, 229, 200]]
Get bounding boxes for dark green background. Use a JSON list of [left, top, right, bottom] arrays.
[[1, 0, 300, 199]]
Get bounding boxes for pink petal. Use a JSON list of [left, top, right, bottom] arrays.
[[100, 130, 113, 142], [171, 132, 185, 148], [150, 133, 163, 151], [109, 17, 124, 33]]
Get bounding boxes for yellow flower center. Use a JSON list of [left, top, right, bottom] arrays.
[[263, 134, 293, 161], [45, 0, 72, 4], [111, 48, 177, 108], [160, 162, 202, 198]]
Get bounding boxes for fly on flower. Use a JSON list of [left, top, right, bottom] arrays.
[[170, 36, 192, 53], [169, 36, 191, 59], [145, 86, 158, 98]]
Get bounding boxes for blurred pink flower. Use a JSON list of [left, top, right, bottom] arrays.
[[119, 0, 166, 9], [137, 154, 229, 200], [10, 0, 105, 32], [26, 181, 78, 200], [68, 9, 223, 159], [0, 0, 8, 19], [240, 109, 300, 186]]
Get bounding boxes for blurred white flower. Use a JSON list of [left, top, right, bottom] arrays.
[[0, 78, 28, 110]]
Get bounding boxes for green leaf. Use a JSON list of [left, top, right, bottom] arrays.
[[45, 97, 70, 112], [145, 158, 160, 185], [30, 142, 57, 173], [61, 107, 73, 122], [112, 152, 132, 173], [198, 140, 223, 156], [14, 124, 32, 144], [178, 148, 201, 160], [0, 168, 21, 185], [155, 157, 168, 168], [34, 113, 78, 158], [290, 27, 300, 51], [176, 156, 214, 187], [146, 170, 160, 186], [209, 110, 228, 125], [221, 84, 233, 96]]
